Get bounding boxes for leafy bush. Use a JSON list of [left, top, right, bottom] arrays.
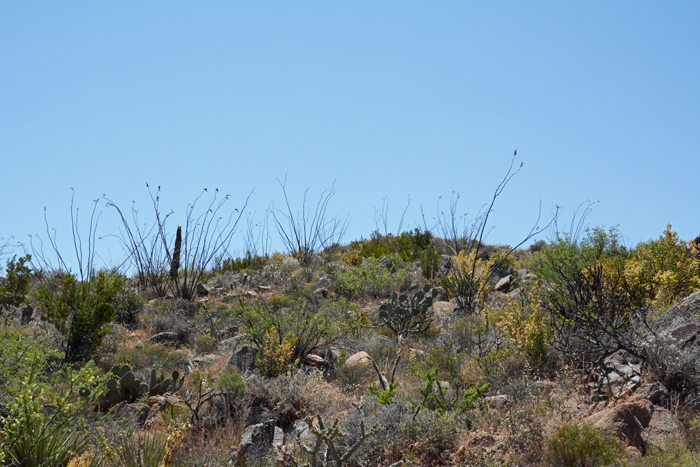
[[625, 224, 700, 306], [0, 355, 99, 467], [0, 255, 33, 308], [93, 433, 168, 467], [544, 423, 622, 467], [112, 289, 144, 329], [333, 257, 407, 300], [531, 227, 647, 361], [395, 411, 458, 465], [235, 293, 340, 366], [257, 328, 300, 378], [497, 289, 553, 368], [489, 247, 522, 272], [216, 366, 246, 398], [107, 342, 188, 374], [441, 249, 496, 314], [629, 440, 700, 466], [38, 271, 124, 363], [213, 252, 270, 274], [342, 229, 433, 266]]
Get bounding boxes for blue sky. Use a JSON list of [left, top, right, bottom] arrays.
[[1, 2, 698, 268]]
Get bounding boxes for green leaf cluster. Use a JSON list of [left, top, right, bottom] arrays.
[[333, 257, 407, 300], [0, 255, 33, 308], [342, 229, 433, 266], [38, 271, 124, 363]]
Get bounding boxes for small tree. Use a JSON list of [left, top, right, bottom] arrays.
[[38, 271, 123, 363], [30, 191, 125, 363], [0, 254, 33, 308], [532, 226, 648, 361]]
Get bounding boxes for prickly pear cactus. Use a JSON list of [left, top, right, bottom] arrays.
[[99, 365, 182, 411], [378, 284, 438, 343], [147, 368, 181, 397]]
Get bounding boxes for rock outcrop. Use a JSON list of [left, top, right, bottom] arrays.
[[653, 290, 700, 347]]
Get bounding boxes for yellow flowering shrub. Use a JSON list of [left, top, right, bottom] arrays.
[[442, 249, 496, 311], [257, 328, 300, 378], [624, 225, 700, 306], [497, 290, 553, 367]]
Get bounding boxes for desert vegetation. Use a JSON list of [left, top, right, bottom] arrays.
[[1, 165, 700, 466]]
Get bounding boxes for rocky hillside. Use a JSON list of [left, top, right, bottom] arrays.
[[1, 225, 700, 466]]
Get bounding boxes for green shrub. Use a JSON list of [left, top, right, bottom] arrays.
[[631, 441, 700, 467], [0, 354, 99, 466], [112, 289, 144, 329], [625, 224, 700, 306], [213, 252, 270, 274], [419, 245, 441, 280], [544, 423, 622, 467], [38, 271, 124, 363], [440, 249, 496, 314], [256, 328, 299, 377], [93, 432, 167, 467], [531, 227, 646, 360], [396, 411, 458, 465], [216, 366, 246, 398], [342, 229, 433, 266], [235, 292, 340, 367], [333, 257, 407, 300], [0, 255, 33, 308], [497, 288, 553, 368]]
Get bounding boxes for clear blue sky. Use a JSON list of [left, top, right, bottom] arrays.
[[1, 2, 698, 268]]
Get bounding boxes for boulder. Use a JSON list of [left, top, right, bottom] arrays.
[[482, 394, 511, 410], [489, 269, 509, 287], [272, 426, 285, 449], [344, 351, 372, 368], [143, 399, 168, 429], [302, 353, 328, 370], [600, 350, 642, 397], [485, 291, 509, 309], [291, 419, 316, 447], [653, 290, 700, 347], [634, 382, 670, 409], [196, 282, 211, 296], [646, 406, 686, 450], [431, 301, 457, 315], [177, 357, 195, 374], [494, 275, 513, 293], [228, 345, 260, 373], [238, 421, 276, 458], [582, 399, 653, 453], [193, 354, 219, 368], [147, 332, 181, 347], [523, 273, 539, 283], [218, 334, 245, 355]]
